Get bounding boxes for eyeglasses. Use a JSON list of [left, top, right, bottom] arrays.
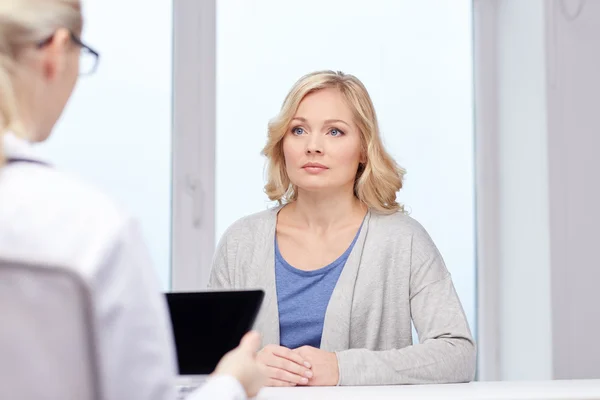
[[37, 31, 100, 76]]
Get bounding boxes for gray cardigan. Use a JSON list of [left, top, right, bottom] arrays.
[[208, 207, 476, 386]]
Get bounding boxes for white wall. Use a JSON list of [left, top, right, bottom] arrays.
[[476, 0, 600, 381], [546, 0, 600, 380], [216, 0, 477, 333]]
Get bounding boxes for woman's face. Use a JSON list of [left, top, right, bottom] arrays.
[[282, 88, 363, 196]]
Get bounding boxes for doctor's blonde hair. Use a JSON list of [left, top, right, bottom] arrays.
[[262, 70, 406, 214], [0, 0, 82, 166]]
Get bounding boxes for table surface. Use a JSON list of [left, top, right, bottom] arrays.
[[257, 379, 600, 400]]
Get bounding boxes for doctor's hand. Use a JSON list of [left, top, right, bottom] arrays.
[[293, 346, 339, 386], [257, 344, 314, 386], [214, 331, 266, 397]]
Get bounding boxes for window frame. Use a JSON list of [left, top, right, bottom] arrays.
[[171, 0, 217, 291]]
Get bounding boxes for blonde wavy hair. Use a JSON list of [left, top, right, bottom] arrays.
[[262, 70, 406, 214], [0, 0, 82, 166]]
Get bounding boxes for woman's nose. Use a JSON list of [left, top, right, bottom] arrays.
[[305, 135, 323, 154]]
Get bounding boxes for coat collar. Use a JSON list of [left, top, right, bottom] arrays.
[[2, 132, 48, 164]]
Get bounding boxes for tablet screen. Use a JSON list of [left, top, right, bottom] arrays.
[[165, 290, 264, 375]]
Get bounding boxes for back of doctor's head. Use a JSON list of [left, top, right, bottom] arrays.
[[0, 0, 83, 165]]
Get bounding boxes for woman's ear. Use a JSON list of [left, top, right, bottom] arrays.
[[40, 29, 71, 80]]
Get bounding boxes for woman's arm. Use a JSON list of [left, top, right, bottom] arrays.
[[94, 218, 253, 399], [335, 228, 476, 386], [93, 218, 179, 400]]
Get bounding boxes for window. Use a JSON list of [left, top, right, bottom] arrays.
[[214, 0, 476, 331], [37, 0, 173, 290]]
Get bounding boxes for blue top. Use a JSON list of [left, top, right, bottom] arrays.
[[275, 226, 362, 349]]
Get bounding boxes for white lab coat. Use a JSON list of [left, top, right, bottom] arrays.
[[0, 133, 246, 400]]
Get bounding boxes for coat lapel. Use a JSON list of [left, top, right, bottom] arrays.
[[252, 207, 281, 347]]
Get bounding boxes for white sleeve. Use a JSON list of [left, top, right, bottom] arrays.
[[187, 376, 246, 400], [92, 218, 248, 400], [92, 217, 179, 400]]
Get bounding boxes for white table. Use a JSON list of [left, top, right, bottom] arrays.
[[257, 379, 600, 400]]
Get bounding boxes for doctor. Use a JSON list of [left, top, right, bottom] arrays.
[[0, 0, 264, 399]]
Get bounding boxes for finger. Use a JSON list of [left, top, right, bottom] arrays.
[[267, 378, 297, 387], [272, 346, 312, 368], [267, 356, 313, 379], [239, 331, 261, 353], [266, 366, 309, 385]]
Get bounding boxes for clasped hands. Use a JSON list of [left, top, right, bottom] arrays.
[[257, 344, 339, 387]]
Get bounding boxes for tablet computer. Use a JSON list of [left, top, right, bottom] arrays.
[[165, 290, 264, 375]]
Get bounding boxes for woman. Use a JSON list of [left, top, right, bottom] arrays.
[[0, 1, 263, 399], [209, 70, 476, 387]]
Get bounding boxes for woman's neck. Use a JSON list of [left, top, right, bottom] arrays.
[[286, 188, 367, 231], [10, 80, 44, 141]]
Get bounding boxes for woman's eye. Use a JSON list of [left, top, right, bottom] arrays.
[[330, 128, 344, 137], [292, 127, 304, 135]]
